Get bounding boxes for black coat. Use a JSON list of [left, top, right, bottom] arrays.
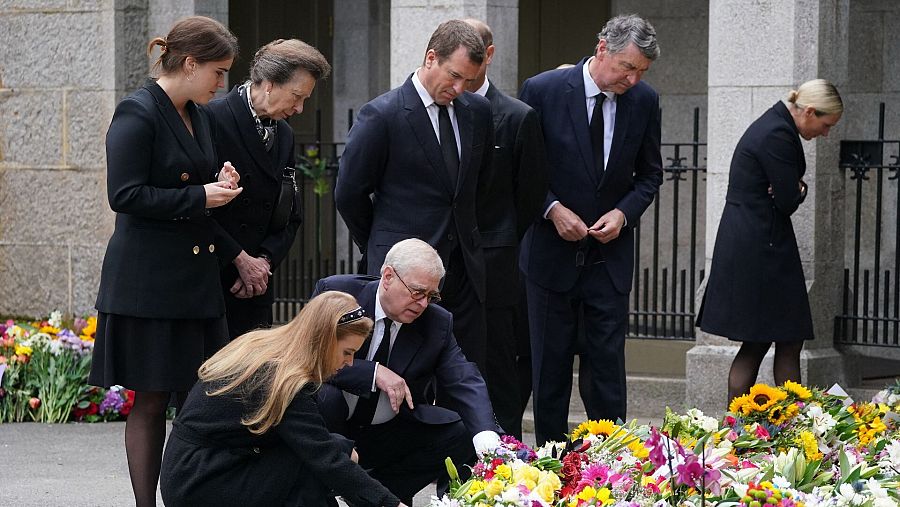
[[160, 381, 400, 507], [697, 101, 814, 342], [95, 80, 224, 319], [477, 83, 548, 308], [334, 77, 492, 301], [206, 86, 301, 308]]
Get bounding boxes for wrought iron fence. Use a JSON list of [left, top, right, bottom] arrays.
[[835, 103, 900, 347], [271, 108, 710, 342], [629, 108, 706, 340]]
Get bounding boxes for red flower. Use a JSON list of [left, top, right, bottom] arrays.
[[561, 452, 584, 485], [29, 397, 41, 410], [120, 391, 134, 417]]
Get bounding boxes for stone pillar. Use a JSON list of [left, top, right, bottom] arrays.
[[0, 0, 148, 318], [390, 0, 519, 94], [686, 0, 851, 416]]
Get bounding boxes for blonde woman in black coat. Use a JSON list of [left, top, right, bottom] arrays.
[[89, 17, 241, 507], [697, 79, 842, 404], [160, 291, 405, 507]]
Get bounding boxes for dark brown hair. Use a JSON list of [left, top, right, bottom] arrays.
[[249, 39, 332, 84], [423, 19, 485, 65], [147, 16, 239, 75]]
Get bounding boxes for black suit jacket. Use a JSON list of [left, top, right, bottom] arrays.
[[478, 82, 548, 307], [519, 58, 663, 294], [206, 86, 301, 307], [96, 80, 225, 319], [697, 101, 813, 342], [313, 275, 499, 436], [334, 76, 492, 301]]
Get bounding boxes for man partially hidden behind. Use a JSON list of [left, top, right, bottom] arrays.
[[335, 20, 493, 373], [313, 239, 502, 505], [463, 18, 548, 439], [519, 14, 663, 444]]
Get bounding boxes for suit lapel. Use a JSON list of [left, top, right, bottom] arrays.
[[387, 319, 425, 375], [603, 90, 632, 185], [401, 78, 456, 195], [565, 64, 600, 187], [454, 94, 474, 196], [145, 81, 210, 179], [225, 87, 279, 182]]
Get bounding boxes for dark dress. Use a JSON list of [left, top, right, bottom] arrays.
[[90, 80, 229, 391], [160, 381, 401, 507], [206, 86, 302, 339], [697, 101, 814, 343]]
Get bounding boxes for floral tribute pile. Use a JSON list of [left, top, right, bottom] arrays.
[[0, 311, 133, 423], [433, 380, 900, 507]]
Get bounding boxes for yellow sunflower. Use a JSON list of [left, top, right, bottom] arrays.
[[767, 403, 800, 425], [571, 419, 618, 440], [747, 384, 787, 412], [729, 394, 753, 415], [782, 380, 812, 400]]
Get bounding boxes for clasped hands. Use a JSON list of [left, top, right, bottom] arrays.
[[205, 161, 243, 208], [548, 203, 625, 244], [231, 250, 272, 298]]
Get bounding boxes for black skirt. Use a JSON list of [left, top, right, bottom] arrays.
[[89, 312, 229, 392]]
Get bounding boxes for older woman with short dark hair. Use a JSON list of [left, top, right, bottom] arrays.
[[207, 39, 331, 339]]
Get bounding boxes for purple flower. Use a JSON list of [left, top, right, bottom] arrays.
[[646, 427, 667, 468], [99, 389, 124, 415]]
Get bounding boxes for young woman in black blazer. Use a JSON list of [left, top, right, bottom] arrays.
[[89, 16, 241, 506], [160, 291, 405, 507], [207, 39, 331, 340], [697, 79, 843, 404]]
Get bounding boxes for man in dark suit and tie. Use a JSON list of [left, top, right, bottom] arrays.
[[463, 19, 548, 439], [519, 14, 664, 444], [335, 20, 493, 372], [313, 239, 502, 505]]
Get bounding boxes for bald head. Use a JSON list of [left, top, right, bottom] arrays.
[[462, 18, 495, 92]]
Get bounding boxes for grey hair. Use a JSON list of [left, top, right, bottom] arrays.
[[249, 39, 331, 85], [598, 14, 659, 61], [381, 239, 446, 280]]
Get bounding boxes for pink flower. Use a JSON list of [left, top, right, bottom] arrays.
[[755, 425, 770, 440]]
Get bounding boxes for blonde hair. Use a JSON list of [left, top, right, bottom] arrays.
[[787, 79, 843, 116], [198, 291, 373, 434]]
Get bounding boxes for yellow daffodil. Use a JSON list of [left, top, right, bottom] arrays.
[[782, 380, 812, 400]]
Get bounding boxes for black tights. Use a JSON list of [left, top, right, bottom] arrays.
[[727, 341, 804, 406], [126, 391, 187, 507]]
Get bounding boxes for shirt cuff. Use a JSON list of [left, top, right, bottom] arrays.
[[472, 430, 502, 455], [370, 363, 379, 392], [543, 200, 560, 219]]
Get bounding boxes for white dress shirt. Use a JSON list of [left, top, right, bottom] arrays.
[[412, 68, 462, 158], [544, 57, 617, 218]]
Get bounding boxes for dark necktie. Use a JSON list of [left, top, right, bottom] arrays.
[[349, 318, 393, 426], [590, 93, 606, 175], [437, 104, 460, 189]]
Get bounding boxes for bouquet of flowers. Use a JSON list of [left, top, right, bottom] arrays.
[[0, 312, 131, 424], [431, 380, 900, 507]]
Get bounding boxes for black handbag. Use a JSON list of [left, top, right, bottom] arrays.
[[269, 167, 297, 231]]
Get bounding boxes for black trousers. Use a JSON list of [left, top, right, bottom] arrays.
[[223, 295, 273, 340], [483, 280, 531, 439], [526, 262, 628, 445], [437, 248, 487, 373], [350, 417, 475, 505]]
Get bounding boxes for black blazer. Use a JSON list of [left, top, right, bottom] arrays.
[[206, 86, 301, 306], [697, 101, 813, 342], [334, 77, 492, 301], [313, 275, 500, 436], [95, 80, 225, 319], [160, 382, 400, 507], [478, 83, 548, 307], [518, 59, 663, 294]]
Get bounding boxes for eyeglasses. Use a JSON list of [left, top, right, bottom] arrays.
[[394, 270, 442, 303]]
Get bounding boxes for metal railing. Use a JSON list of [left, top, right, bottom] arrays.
[[835, 103, 900, 347]]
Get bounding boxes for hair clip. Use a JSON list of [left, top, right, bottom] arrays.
[[338, 306, 366, 325]]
